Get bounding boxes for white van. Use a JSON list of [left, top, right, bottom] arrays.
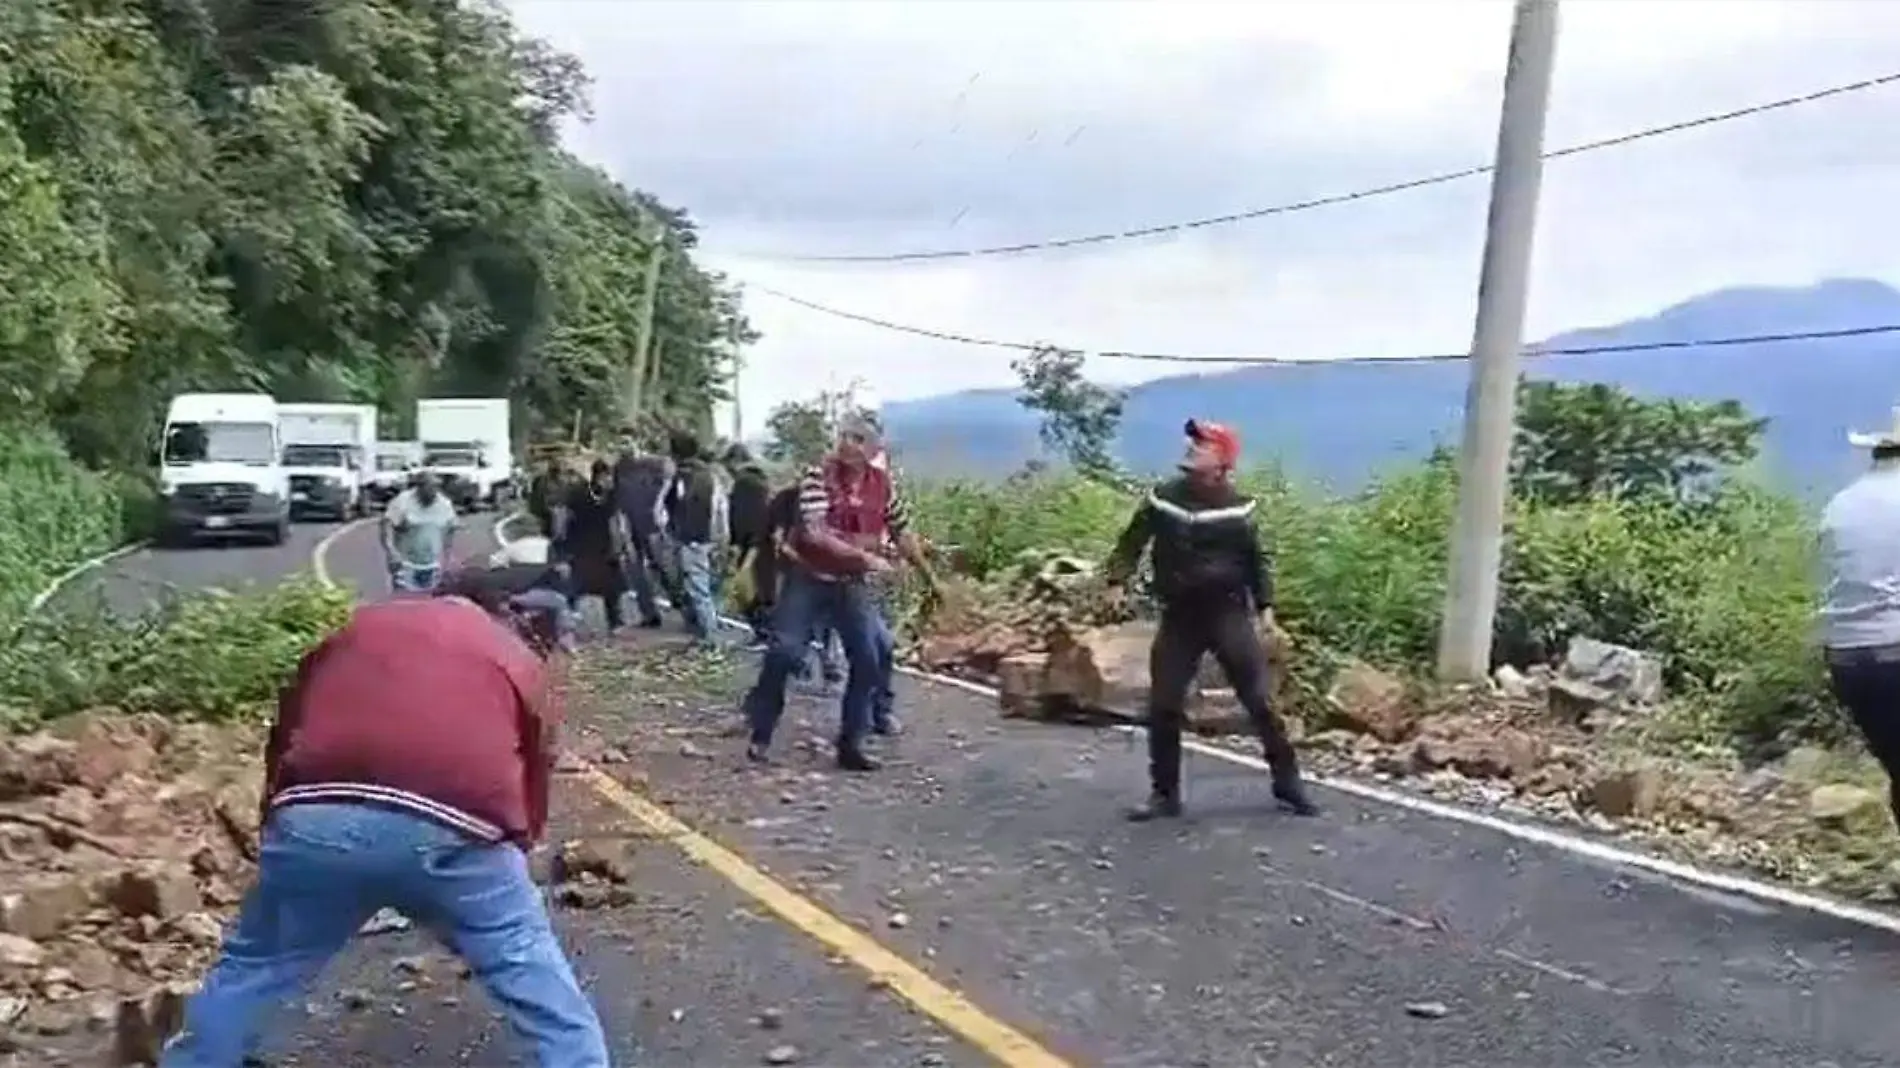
[[158, 393, 291, 546]]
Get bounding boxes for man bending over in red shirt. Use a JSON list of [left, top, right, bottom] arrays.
[[160, 568, 611, 1068]]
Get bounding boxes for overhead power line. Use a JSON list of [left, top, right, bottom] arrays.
[[749, 283, 1900, 366], [745, 69, 1900, 265]]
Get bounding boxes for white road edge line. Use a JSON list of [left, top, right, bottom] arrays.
[[24, 541, 150, 617], [311, 517, 378, 590], [490, 513, 1900, 938]]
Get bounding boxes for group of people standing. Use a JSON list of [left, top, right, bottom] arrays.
[[520, 417, 917, 770]]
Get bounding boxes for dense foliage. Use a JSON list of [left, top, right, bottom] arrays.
[[0, 575, 353, 727], [891, 373, 1840, 755], [1, 0, 753, 625]]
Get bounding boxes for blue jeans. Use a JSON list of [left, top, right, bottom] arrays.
[[390, 562, 441, 593], [746, 569, 884, 750], [161, 804, 611, 1068], [674, 542, 717, 641], [870, 606, 896, 732]]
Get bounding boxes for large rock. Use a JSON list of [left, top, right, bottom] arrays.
[[1035, 618, 1294, 730], [1586, 766, 1667, 820], [1808, 783, 1887, 833], [995, 653, 1050, 718], [1553, 636, 1665, 712], [1325, 661, 1419, 742], [0, 874, 96, 941], [0, 736, 81, 801], [1407, 716, 1549, 782]]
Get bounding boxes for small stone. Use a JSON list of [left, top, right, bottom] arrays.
[[0, 932, 44, 968], [764, 1043, 802, 1065], [756, 1006, 784, 1030], [1404, 1000, 1449, 1019], [360, 908, 412, 935], [1809, 783, 1883, 828], [887, 912, 910, 929]]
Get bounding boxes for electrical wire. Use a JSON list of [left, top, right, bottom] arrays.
[[748, 283, 1900, 366], [743, 69, 1900, 265]]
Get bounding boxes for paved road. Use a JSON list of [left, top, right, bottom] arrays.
[[67, 519, 1900, 1066], [569, 640, 1900, 1068], [44, 521, 367, 617]]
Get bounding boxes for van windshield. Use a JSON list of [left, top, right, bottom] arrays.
[[375, 455, 411, 472], [163, 421, 276, 466]]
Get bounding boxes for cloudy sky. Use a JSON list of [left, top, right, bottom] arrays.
[[506, 0, 1900, 436]]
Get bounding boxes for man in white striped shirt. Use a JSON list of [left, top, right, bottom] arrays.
[[742, 413, 927, 771]]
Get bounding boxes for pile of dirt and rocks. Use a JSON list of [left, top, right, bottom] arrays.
[[0, 711, 264, 1064], [916, 585, 1900, 904]]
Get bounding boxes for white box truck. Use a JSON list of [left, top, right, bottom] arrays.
[[158, 392, 290, 546], [279, 402, 378, 521], [417, 398, 512, 512]]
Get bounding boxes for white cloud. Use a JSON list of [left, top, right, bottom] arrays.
[[506, 0, 1900, 435]]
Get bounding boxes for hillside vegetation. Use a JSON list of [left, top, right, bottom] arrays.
[[0, 0, 749, 627]]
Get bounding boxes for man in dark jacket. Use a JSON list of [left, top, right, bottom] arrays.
[[663, 430, 728, 643], [1103, 419, 1318, 822], [611, 435, 672, 628], [726, 445, 775, 637], [160, 577, 609, 1067]]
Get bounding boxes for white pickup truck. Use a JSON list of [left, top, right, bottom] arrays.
[[362, 440, 422, 511], [280, 403, 377, 521]]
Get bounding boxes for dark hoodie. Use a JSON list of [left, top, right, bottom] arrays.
[[728, 461, 772, 552], [664, 453, 723, 545], [612, 450, 669, 536]]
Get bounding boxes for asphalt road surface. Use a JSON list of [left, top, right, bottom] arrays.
[[52, 518, 1900, 1066]]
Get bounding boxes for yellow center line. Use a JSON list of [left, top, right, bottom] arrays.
[[581, 767, 1076, 1068], [317, 515, 1075, 1066]]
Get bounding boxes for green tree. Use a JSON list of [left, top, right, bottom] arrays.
[[0, 0, 751, 467], [763, 387, 871, 470], [1510, 379, 1767, 506], [1011, 345, 1126, 479]]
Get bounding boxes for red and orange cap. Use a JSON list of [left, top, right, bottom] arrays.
[[1184, 418, 1241, 468]]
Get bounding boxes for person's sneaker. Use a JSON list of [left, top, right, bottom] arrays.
[[871, 717, 900, 736], [836, 747, 880, 772], [638, 616, 665, 629], [1124, 793, 1183, 822], [745, 742, 771, 764], [1272, 775, 1321, 817]]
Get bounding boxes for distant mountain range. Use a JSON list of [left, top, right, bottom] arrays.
[[881, 278, 1900, 499]]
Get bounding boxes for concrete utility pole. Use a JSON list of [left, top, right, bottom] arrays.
[[1436, 0, 1561, 681], [624, 210, 666, 430], [728, 285, 746, 443]]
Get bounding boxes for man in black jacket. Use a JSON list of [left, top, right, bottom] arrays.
[[663, 431, 727, 643], [725, 445, 774, 637], [611, 434, 673, 628], [1103, 419, 1318, 822]]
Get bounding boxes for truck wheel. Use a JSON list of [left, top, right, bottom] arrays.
[[264, 518, 289, 547]]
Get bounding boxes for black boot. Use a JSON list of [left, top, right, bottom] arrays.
[[1125, 791, 1183, 822], [1271, 764, 1320, 816], [836, 741, 880, 772]]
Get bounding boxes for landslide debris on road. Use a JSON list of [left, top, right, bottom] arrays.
[[903, 554, 1900, 908], [0, 711, 261, 1063]]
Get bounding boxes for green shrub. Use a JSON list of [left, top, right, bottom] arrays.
[[908, 463, 1838, 750], [0, 426, 124, 628], [0, 575, 354, 728]]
